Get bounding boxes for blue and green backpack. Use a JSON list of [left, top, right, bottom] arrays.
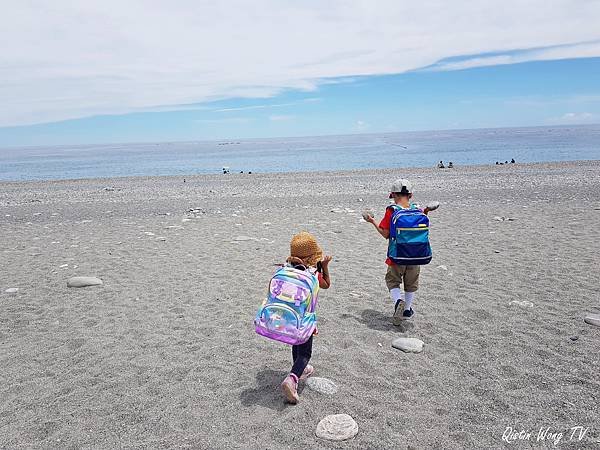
[[387, 204, 432, 265]]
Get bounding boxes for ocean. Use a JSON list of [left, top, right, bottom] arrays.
[[0, 125, 599, 181]]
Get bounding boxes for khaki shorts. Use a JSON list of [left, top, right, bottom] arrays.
[[385, 264, 420, 292]]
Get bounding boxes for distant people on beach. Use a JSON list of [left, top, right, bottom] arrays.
[[437, 161, 445, 168], [222, 167, 253, 174], [448, 162, 454, 168], [496, 158, 516, 165]]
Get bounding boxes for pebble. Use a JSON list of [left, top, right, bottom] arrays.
[[4, 288, 19, 294], [570, 336, 579, 341], [437, 265, 448, 271], [494, 216, 516, 222], [234, 236, 253, 241], [67, 277, 103, 288], [156, 237, 166, 241], [584, 314, 600, 327], [315, 414, 358, 441], [143, 232, 155, 236], [306, 377, 338, 395], [391, 337, 424, 353], [509, 300, 534, 308], [494, 250, 501, 253]]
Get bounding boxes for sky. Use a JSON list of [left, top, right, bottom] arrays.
[[1, 1, 600, 147]]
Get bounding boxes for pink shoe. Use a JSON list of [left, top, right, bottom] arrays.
[[281, 374, 299, 404], [300, 364, 315, 381]]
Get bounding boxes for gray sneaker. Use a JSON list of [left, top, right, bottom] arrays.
[[392, 300, 405, 326]]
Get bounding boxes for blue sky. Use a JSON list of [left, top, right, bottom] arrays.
[[1, 57, 599, 146], [1, 1, 600, 147]]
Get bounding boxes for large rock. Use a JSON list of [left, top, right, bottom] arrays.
[[584, 314, 600, 327], [306, 377, 338, 395], [67, 277, 103, 288], [392, 337, 424, 353], [315, 414, 358, 441]]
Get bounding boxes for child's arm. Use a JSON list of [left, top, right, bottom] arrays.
[[319, 256, 332, 289], [365, 214, 390, 239]]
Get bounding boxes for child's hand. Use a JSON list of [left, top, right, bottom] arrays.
[[321, 255, 333, 267], [425, 201, 440, 211], [362, 211, 375, 223]]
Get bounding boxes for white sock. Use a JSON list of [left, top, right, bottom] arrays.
[[389, 288, 404, 304], [404, 292, 415, 311]]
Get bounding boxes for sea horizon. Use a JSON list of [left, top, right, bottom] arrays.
[[1, 123, 599, 182]]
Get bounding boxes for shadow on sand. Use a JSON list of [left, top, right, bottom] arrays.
[[240, 368, 289, 412], [359, 308, 413, 333]]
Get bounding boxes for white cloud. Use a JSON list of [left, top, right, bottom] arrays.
[[1, 1, 600, 127], [427, 41, 600, 71], [194, 117, 253, 124], [356, 120, 369, 131], [269, 115, 294, 121], [215, 98, 320, 112], [557, 112, 597, 123]]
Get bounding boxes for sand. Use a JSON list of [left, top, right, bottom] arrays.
[[1, 161, 599, 449]]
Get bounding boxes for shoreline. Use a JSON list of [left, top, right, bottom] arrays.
[[1, 158, 599, 186]]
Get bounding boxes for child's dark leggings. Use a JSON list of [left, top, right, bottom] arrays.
[[291, 336, 313, 378]]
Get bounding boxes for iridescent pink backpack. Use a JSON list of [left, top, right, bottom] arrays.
[[254, 265, 320, 345]]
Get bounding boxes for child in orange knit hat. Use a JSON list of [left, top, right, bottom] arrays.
[[281, 232, 332, 404]]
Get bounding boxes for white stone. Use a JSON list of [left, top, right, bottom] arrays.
[[5, 288, 19, 294], [437, 265, 448, 271], [234, 236, 253, 241], [143, 232, 155, 236], [509, 300, 534, 308], [59, 264, 68, 268], [584, 314, 600, 327], [67, 277, 103, 288], [392, 337, 424, 353], [306, 377, 338, 395], [156, 237, 166, 241], [315, 414, 358, 441]]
